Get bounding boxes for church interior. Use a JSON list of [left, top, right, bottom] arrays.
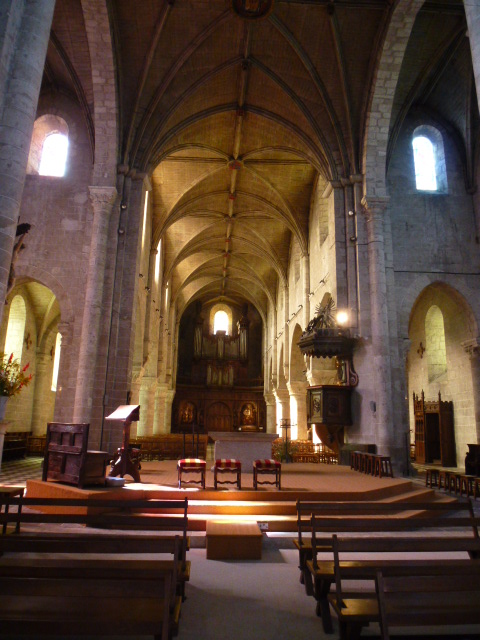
[[2, 0, 480, 477], [3, 2, 480, 638]]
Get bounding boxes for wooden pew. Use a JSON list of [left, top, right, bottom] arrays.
[[0, 495, 190, 597], [0, 536, 182, 640], [375, 567, 480, 640], [294, 498, 477, 590], [303, 500, 479, 633], [326, 534, 480, 639]]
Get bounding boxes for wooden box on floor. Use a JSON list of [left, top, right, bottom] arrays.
[[206, 521, 262, 560]]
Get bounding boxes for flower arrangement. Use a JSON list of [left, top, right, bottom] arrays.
[[0, 352, 33, 397]]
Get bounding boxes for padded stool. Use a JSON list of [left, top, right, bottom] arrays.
[[213, 459, 241, 490], [253, 459, 281, 490], [177, 458, 206, 489]]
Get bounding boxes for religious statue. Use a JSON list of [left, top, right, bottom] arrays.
[[241, 402, 256, 426], [180, 401, 195, 424], [6, 222, 31, 302]]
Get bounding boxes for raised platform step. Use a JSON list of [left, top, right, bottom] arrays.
[[23, 478, 450, 533]]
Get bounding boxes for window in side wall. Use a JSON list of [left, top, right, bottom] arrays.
[[27, 115, 69, 176], [51, 332, 62, 392], [412, 125, 448, 193], [4, 295, 26, 362]]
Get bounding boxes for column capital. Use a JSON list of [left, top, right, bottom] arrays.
[[88, 186, 118, 210], [462, 337, 480, 356], [361, 195, 390, 221]]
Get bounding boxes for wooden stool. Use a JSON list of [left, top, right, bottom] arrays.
[[213, 459, 241, 490], [438, 469, 451, 490], [425, 468, 439, 488], [177, 458, 206, 489], [365, 453, 376, 475], [379, 456, 393, 478], [0, 485, 24, 534], [253, 459, 281, 490], [459, 474, 475, 498], [474, 477, 480, 500], [447, 472, 460, 494]]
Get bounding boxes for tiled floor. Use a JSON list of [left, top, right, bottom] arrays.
[[0, 455, 42, 486]]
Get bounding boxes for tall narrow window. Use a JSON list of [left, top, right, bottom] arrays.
[[412, 136, 436, 191], [412, 125, 448, 193], [425, 305, 447, 382], [39, 133, 69, 177], [214, 310, 229, 335], [4, 295, 26, 361], [51, 332, 62, 392]]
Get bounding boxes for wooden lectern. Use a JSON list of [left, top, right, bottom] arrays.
[[106, 405, 141, 482]]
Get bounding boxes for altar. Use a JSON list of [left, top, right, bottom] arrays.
[[209, 432, 279, 473]]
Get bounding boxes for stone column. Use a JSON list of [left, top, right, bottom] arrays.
[[264, 392, 277, 434], [137, 377, 156, 436], [30, 352, 50, 435], [361, 196, 394, 455], [462, 337, 480, 442], [0, 1, 56, 321], [273, 388, 290, 428], [465, 1, 480, 109], [287, 381, 309, 440], [73, 186, 118, 423]]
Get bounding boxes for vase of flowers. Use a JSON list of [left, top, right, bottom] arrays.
[[0, 353, 33, 469]]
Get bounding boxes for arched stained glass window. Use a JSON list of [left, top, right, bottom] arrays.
[[214, 310, 229, 335], [412, 136, 437, 191], [425, 305, 447, 382]]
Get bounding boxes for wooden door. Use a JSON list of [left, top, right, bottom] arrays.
[[425, 413, 441, 463], [440, 405, 456, 467], [414, 412, 426, 463], [206, 402, 231, 432]]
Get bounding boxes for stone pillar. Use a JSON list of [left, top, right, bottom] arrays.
[[301, 254, 310, 329], [138, 377, 156, 436], [361, 196, 394, 454], [30, 352, 50, 435], [465, 1, 480, 109], [273, 388, 290, 429], [53, 320, 74, 423], [153, 383, 171, 434], [0, 1, 56, 322], [264, 393, 277, 434], [287, 381, 309, 440], [73, 187, 118, 423], [462, 337, 480, 442]]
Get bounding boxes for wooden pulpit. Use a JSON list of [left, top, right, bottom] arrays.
[[106, 405, 141, 482]]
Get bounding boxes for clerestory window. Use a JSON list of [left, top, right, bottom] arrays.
[[214, 310, 229, 335], [412, 125, 448, 193]]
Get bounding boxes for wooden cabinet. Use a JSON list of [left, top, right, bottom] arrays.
[[413, 391, 456, 466]]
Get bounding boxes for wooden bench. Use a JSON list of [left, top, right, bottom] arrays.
[[0, 495, 191, 598], [300, 500, 478, 632], [375, 567, 480, 639], [2, 431, 28, 460], [0, 536, 182, 639], [293, 498, 478, 590], [326, 533, 480, 638]]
